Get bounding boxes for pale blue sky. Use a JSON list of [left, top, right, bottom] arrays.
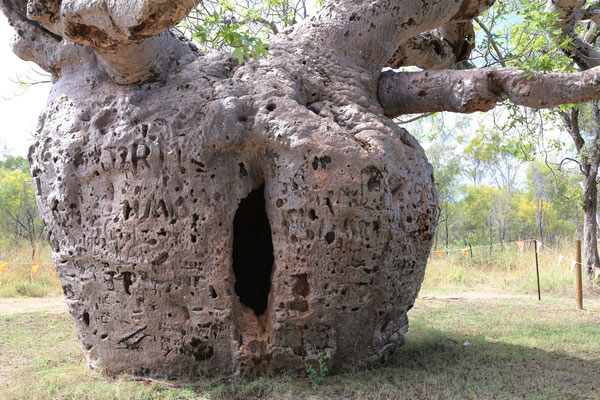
[[0, 13, 50, 157]]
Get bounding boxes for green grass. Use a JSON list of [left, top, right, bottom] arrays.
[[1, 240, 599, 398], [1, 296, 599, 399]]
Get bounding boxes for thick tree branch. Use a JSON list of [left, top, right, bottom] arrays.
[[582, 2, 600, 26], [546, 0, 600, 69], [385, 0, 494, 70], [560, 108, 585, 152], [0, 0, 75, 78], [283, 0, 469, 73], [28, 0, 199, 43], [387, 32, 459, 70], [13, 0, 201, 84], [378, 67, 600, 117]]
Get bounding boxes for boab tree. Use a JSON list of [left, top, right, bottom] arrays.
[[2, 0, 600, 377]]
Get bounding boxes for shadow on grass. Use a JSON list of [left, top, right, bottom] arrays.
[[1, 312, 598, 400], [347, 328, 600, 400]]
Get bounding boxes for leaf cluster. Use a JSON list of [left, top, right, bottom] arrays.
[[179, 0, 316, 63]]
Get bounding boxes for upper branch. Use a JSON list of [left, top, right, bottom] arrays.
[[560, 108, 586, 153], [385, 0, 495, 70], [284, 0, 469, 73], [386, 23, 475, 70], [0, 0, 75, 79], [3, 0, 200, 84], [378, 67, 600, 117], [545, 0, 600, 69], [28, 0, 199, 45]]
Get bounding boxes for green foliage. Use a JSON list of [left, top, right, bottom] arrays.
[[0, 158, 42, 250], [189, 7, 270, 64], [0, 156, 29, 173], [305, 354, 328, 384], [180, 0, 317, 63], [476, 0, 576, 73], [469, 0, 584, 169], [414, 115, 583, 249]]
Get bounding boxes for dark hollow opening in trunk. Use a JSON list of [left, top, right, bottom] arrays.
[[232, 184, 274, 316]]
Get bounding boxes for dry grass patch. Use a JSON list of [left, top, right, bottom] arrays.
[[0, 242, 61, 298], [424, 241, 600, 297]]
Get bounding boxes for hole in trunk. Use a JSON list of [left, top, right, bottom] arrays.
[[232, 184, 274, 316]]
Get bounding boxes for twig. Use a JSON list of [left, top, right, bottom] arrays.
[[210, 374, 237, 385], [474, 17, 507, 67], [124, 376, 182, 388], [396, 112, 435, 124]]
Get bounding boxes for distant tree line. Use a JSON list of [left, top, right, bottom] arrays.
[[411, 116, 583, 252]]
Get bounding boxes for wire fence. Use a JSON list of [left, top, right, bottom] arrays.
[[430, 238, 585, 273]]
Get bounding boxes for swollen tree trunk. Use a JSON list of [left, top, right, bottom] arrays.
[[0, 0, 455, 377], [5, 0, 600, 378]]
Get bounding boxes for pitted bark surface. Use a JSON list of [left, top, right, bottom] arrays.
[[4, 0, 440, 377], [29, 48, 436, 377]]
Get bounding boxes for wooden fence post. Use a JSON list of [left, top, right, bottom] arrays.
[[534, 240, 541, 301], [575, 239, 583, 310]]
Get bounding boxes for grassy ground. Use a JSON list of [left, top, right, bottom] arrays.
[[1, 241, 599, 399], [1, 295, 598, 399]]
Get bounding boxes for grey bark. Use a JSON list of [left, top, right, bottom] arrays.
[[562, 107, 600, 280], [386, 0, 495, 69], [582, 168, 600, 279], [379, 66, 600, 117], [0, 0, 444, 377], [4, 0, 600, 378]]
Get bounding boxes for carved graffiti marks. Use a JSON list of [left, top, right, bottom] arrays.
[[121, 197, 169, 221], [98, 137, 161, 175], [117, 326, 149, 350], [22, 36, 437, 375]]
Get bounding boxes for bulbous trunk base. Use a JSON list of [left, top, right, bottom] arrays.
[[30, 48, 437, 377]]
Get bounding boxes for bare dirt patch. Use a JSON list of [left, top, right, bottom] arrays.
[[0, 296, 68, 315], [420, 289, 600, 308]]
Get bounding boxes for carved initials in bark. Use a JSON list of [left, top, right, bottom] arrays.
[[2, 0, 599, 377]]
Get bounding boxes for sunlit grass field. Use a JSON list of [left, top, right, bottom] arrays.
[[1, 296, 598, 399], [424, 240, 599, 297], [0, 241, 61, 298]]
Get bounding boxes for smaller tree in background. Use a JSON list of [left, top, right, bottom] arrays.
[[426, 139, 462, 251], [476, 0, 600, 280], [0, 156, 42, 259]]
